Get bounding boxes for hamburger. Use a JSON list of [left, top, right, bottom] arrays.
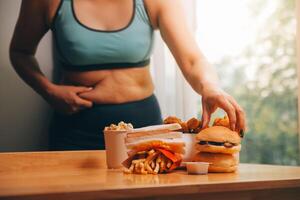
[[195, 126, 241, 154], [193, 125, 242, 173], [193, 152, 238, 173], [122, 123, 185, 174]]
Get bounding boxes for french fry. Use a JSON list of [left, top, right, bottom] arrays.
[[123, 162, 135, 174], [146, 151, 159, 163], [132, 158, 145, 164], [161, 155, 169, 172], [124, 146, 182, 174], [148, 149, 155, 155], [156, 155, 162, 163], [137, 151, 146, 155], [134, 162, 141, 174], [145, 162, 154, 174], [140, 162, 148, 175], [150, 161, 155, 169], [160, 159, 166, 173], [154, 162, 160, 174], [123, 168, 132, 174], [166, 160, 172, 169], [129, 163, 134, 171]]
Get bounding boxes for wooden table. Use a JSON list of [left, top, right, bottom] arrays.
[[0, 151, 300, 200]]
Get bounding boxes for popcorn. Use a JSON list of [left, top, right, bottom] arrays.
[[104, 121, 134, 131]]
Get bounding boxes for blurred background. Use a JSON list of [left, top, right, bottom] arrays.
[[0, 0, 299, 166], [153, 0, 299, 165], [196, 0, 299, 166]]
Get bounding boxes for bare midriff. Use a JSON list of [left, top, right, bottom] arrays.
[[61, 65, 154, 104]]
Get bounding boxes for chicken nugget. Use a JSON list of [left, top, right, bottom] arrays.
[[163, 116, 182, 124], [180, 122, 189, 133], [213, 115, 230, 128], [192, 119, 202, 133], [187, 117, 201, 130]]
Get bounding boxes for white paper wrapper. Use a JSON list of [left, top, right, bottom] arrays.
[[182, 133, 197, 162]]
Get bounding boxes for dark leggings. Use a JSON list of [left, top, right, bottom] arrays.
[[49, 94, 162, 150]]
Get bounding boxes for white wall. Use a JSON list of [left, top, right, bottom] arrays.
[[0, 0, 53, 152]]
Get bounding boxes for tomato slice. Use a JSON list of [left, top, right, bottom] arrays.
[[157, 148, 182, 170], [156, 148, 178, 162]]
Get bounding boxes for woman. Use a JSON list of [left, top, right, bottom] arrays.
[[10, 0, 246, 150]]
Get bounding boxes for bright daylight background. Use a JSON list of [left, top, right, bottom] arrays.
[[152, 0, 299, 165]]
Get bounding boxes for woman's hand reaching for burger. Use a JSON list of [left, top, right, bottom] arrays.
[[145, 0, 245, 133], [45, 84, 93, 115], [201, 84, 246, 133]]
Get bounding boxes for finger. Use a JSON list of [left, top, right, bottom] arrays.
[[74, 97, 93, 108], [227, 96, 246, 132], [218, 99, 237, 131], [74, 86, 93, 94], [201, 105, 211, 129]]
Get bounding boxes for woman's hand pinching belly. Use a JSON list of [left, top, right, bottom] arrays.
[[45, 84, 94, 115], [77, 86, 122, 104]]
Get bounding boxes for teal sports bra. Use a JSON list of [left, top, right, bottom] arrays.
[[51, 0, 154, 71]]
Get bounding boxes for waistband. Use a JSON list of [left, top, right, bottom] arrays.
[[61, 59, 150, 71], [92, 93, 156, 107]]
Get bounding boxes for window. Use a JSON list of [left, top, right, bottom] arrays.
[[196, 0, 299, 165]]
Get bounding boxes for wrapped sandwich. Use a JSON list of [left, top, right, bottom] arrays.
[[122, 123, 185, 174]]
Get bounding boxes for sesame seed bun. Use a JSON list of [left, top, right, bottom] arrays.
[[193, 152, 238, 173], [196, 126, 241, 144]]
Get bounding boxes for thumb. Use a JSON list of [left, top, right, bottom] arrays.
[[74, 96, 93, 108], [74, 86, 93, 94], [201, 106, 211, 129]]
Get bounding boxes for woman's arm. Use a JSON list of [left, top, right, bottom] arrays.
[[150, 0, 246, 132], [10, 0, 53, 97], [10, 0, 93, 114]]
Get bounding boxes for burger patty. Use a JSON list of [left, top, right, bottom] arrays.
[[198, 141, 237, 148]]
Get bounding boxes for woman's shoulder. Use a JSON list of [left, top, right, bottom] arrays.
[[18, 0, 61, 28], [46, 0, 62, 28], [143, 0, 181, 29]]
